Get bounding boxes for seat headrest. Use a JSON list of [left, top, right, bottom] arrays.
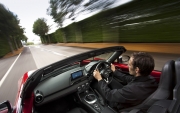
[[159, 60, 175, 90], [175, 60, 180, 84]]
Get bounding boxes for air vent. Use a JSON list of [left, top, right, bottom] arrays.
[[35, 90, 43, 103]]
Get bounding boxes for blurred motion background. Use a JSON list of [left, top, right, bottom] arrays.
[[45, 0, 180, 43], [1, 0, 180, 58]]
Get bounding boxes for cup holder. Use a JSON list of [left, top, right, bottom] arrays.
[[84, 94, 97, 104]]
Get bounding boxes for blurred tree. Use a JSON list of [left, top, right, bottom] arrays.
[[33, 18, 50, 43], [0, 3, 24, 53], [47, 0, 116, 27], [14, 27, 26, 48], [11, 16, 23, 50], [21, 34, 28, 43]]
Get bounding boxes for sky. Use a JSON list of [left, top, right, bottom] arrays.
[[0, 0, 58, 42], [0, 0, 132, 42]]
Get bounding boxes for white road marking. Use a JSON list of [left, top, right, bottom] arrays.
[[0, 53, 22, 87], [52, 51, 68, 57], [35, 46, 69, 57]]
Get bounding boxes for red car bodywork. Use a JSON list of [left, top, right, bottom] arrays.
[[0, 109, 8, 113], [13, 71, 35, 113]]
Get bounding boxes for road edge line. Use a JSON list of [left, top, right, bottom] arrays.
[[0, 53, 22, 87]]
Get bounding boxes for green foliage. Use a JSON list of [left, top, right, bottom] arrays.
[[47, 0, 85, 26], [47, 33, 56, 43], [79, 16, 103, 42], [0, 36, 10, 58], [0, 3, 23, 56], [0, 4, 24, 36], [0, 4, 15, 34], [54, 29, 64, 42], [33, 18, 49, 37], [21, 35, 28, 43], [47, 0, 116, 27], [62, 23, 77, 42], [26, 42, 34, 45]]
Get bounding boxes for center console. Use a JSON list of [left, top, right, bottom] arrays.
[[77, 88, 118, 113]]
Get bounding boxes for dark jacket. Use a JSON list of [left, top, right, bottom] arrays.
[[98, 70, 158, 109]]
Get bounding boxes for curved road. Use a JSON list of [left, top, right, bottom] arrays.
[[0, 45, 179, 105]]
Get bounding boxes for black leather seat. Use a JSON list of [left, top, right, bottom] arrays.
[[119, 60, 175, 112], [175, 58, 180, 84], [147, 85, 180, 113], [147, 59, 180, 113], [67, 108, 87, 113]]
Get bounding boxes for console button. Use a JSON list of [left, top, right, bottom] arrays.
[[85, 83, 89, 89], [82, 84, 85, 89], [77, 87, 81, 91], [86, 82, 89, 86], [96, 107, 101, 111], [93, 103, 98, 108], [93, 103, 101, 111]]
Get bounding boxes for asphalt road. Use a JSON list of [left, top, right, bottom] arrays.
[[0, 45, 179, 105], [0, 47, 36, 105]]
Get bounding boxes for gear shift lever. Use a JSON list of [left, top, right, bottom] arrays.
[[84, 90, 97, 104]]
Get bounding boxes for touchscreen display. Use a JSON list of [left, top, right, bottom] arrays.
[[71, 70, 83, 80]]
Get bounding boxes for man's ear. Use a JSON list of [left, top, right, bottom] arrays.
[[135, 67, 140, 74]]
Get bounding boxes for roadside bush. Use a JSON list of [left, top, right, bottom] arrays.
[[26, 42, 34, 45]]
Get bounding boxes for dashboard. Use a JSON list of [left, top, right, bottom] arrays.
[[34, 61, 99, 106]]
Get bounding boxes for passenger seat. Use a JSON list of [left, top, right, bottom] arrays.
[[147, 59, 180, 113]]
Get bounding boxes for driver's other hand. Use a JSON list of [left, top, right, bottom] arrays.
[[111, 63, 116, 72], [93, 69, 102, 81]]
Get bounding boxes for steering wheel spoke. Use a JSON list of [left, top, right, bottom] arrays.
[[104, 78, 109, 83], [95, 61, 113, 84]]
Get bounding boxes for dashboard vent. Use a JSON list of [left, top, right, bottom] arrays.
[[35, 90, 43, 103]]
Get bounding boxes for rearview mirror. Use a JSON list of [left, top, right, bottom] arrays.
[[0, 101, 13, 113]]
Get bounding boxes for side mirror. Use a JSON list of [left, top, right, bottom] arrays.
[[119, 55, 130, 63], [0, 101, 13, 113]]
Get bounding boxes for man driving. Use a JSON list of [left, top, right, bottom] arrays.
[[93, 52, 158, 110]]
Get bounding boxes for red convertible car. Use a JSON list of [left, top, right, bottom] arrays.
[[0, 46, 179, 113]]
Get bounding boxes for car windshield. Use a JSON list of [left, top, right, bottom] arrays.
[[40, 51, 115, 81], [86, 52, 114, 61]]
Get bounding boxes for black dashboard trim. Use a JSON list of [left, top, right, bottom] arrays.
[[35, 79, 89, 106]]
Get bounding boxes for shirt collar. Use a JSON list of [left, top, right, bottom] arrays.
[[133, 75, 150, 82]]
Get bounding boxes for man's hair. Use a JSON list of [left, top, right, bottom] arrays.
[[131, 52, 155, 76]]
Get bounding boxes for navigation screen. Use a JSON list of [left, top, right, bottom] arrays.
[[71, 70, 83, 80]]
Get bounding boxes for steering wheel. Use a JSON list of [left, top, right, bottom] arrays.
[[95, 61, 113, 84]]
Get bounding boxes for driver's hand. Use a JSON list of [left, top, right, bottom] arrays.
[[93, 69, 102, 81], [111, 63, 116, 72]]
